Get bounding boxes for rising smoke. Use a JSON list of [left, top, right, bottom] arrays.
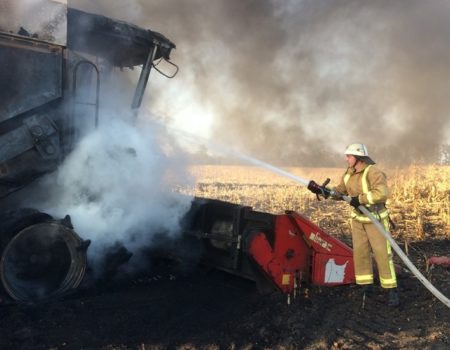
[[71, 0, 450, 166], [40, 117, 193, 271]]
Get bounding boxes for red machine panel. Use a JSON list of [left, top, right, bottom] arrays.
[[247, 211, 355, 294], [247, 215, 311, 293], [290, 212, 355, 285]]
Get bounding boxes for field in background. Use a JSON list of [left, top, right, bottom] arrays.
[[182, 165, 450, 241]]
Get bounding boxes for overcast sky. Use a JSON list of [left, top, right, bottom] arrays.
[[70, 0, 450, 166]]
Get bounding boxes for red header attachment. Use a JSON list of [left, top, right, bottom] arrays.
[[247, 211, 354, 294]]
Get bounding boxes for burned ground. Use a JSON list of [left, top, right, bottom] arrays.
[[0, 238, 449, 350]]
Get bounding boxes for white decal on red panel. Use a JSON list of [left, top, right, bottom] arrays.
[[324, 259, 348, 283], [309, 232, 333, 251]]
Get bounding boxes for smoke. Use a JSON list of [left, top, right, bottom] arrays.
[[70, 0, 450, 166], [0, 0, 67, 44], [39, 116, 193, 271]]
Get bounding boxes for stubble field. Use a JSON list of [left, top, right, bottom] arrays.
[[184, 164, 450, 242]]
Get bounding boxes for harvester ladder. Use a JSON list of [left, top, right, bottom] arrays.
[[72, 60, 100, 128]]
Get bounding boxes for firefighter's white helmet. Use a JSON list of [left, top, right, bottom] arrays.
[[344, 143, 375, 164], [344, 143, 369, 157]]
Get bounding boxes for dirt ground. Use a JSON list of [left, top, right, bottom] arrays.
[[0, 235, 449, 350]]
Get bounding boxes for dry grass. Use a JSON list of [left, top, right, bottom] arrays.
[[179, 165, 450, 240], [388, 165, 450, 239]]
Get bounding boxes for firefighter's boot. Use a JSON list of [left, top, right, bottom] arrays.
[[362, 284, 374, 298], [387, 288, 399, 307], [359, 284, 374, 309]]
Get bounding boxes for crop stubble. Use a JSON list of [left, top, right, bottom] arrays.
[[183, 164, 450, 241]]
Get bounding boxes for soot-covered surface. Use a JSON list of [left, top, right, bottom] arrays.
[[0, 239, 449, 350]]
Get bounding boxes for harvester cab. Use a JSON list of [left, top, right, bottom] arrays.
[[0, 2, 176, 198], [0, 0, 176, 302]]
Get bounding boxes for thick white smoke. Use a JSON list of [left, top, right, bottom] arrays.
[[40, 116, 193, 270]]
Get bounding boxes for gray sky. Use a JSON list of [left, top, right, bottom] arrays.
[[70, 0, 450, 166]]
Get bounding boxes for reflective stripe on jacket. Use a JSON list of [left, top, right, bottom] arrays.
[[334, 164, 390, 223]]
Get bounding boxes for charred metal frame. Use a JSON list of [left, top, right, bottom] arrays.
[[0, 6, 177, 302], [181, 198, 275, 281], [132, 42, 158, 110]]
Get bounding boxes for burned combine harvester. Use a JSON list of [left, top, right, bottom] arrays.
[[0, 1, 355, 304], [179, 198, 355, 298], [0, 1, 175, 302]]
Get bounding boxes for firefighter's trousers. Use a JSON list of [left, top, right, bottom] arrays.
[[351, 218, 397, 289]]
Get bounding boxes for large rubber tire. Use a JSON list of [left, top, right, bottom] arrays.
[[0, 209, 88, 302]]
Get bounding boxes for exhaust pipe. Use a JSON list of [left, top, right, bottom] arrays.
[[0, 214, 90, 302]]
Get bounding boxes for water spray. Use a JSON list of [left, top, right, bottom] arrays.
[[227, 151, 310, 186]]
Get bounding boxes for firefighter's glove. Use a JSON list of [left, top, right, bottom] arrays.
[[349, 196, 361, 209], [307, 180, 330, 199]]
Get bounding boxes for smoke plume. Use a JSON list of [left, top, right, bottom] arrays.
[[71, 0, 450, 166], [38, 116, 193, 271]]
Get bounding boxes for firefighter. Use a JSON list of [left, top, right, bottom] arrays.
[[307, 143, 399, 306]]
